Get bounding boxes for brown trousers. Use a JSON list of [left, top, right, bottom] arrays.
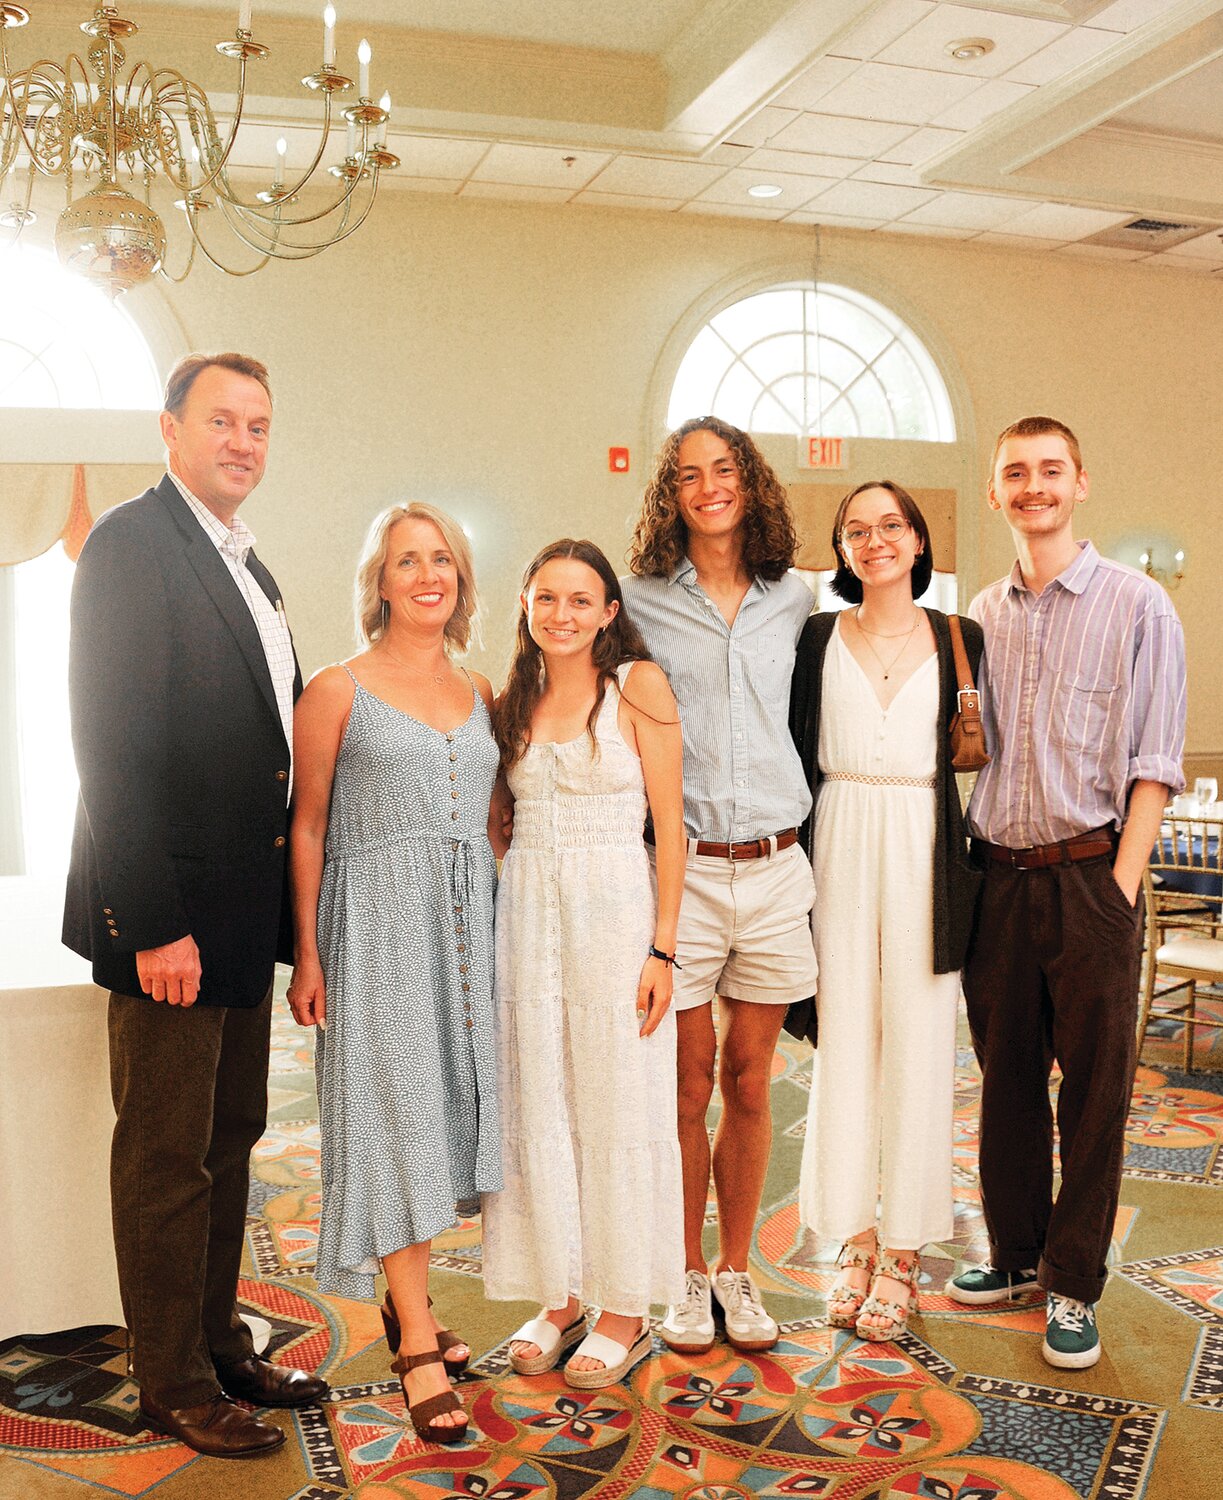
[[108, 987, 272, 1408], [963, 853, 1141, 1304]]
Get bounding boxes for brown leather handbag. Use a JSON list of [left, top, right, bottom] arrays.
[[948, 615, 989, 773]]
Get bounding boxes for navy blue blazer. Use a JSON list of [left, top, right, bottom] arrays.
[[62, 475, 302, 1007]]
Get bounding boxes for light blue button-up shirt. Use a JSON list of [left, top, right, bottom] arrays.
[[621, 562, 814, 842]]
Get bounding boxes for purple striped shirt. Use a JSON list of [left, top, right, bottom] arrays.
[[966, 540, 1186, 848]]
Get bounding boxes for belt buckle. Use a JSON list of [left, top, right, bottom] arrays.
[[729, 840, 755, 861], [1009, 847, 1024, 869], [957, 687, 980, 711]]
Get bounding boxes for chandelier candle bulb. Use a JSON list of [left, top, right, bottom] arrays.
[[358, 37, 370, 97], [238, 0, 251, 34], [274, 136, 286, 187], [323, 4, 335, 67], [378, 92, 390, 146], [346, 117, 356, 157], [189, 145, 200, 188]]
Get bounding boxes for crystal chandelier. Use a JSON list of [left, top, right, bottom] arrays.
[[0, 2, 399, 295]]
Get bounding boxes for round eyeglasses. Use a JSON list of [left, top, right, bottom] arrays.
[[841, 519, 910, 549]]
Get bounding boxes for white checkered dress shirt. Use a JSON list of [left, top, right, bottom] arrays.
[[170, 474, 295, 795]]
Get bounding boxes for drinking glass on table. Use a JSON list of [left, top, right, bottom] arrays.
[[1193, 777, 1219, 812]]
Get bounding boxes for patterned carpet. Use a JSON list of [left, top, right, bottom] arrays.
[[1, 981, 1219, 1500]]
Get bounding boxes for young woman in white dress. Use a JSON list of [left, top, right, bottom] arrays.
[[482, 539, 686, 1389], [789, 482, 982, 1342]]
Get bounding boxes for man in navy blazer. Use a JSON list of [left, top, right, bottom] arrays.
[[63, 352, 328, 1458]]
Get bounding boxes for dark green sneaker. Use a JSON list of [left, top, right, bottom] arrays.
[[1042, 1294, 1100, 1369], [948, 1263, 1040, 1305]]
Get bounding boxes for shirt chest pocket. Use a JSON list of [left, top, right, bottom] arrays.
[[1048, 673, 1119, 753]]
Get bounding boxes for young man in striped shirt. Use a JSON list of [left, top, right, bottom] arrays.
[[949, 416, 1186, 1370], [621, 417, 818, 1357]]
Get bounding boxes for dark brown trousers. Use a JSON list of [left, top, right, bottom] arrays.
[[963, 854, 1141, 1304], [108, 988, 272, 1408]]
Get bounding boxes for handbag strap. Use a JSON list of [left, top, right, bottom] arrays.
[[948, 615, 981, 716]]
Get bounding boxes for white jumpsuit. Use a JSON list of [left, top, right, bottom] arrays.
[[798, 625, 960, 1249]]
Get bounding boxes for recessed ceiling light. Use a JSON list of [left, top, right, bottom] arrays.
[[945, 37, 994, 61], [748, 182, 783, 199]]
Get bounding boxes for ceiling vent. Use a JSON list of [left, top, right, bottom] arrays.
[[1082, 217, 1220, 252]]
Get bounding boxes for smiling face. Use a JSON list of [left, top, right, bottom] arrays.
[[159, 364, 271, 521], [522, 557, 617, 662], [379, 516, 459, 633], [989, 432, 1088, 542], [675, 427, 745, 542], [839, 485, 922, 594]]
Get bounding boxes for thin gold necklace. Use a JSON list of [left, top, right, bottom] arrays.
[[378, 644, 451, 686], [854, 607, 920, 681]]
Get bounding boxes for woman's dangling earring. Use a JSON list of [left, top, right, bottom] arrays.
[[380, 598, 389, 632]]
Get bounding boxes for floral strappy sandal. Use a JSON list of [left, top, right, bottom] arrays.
[[856, 1251, 920, 1342], [826, 1239, 877, 1328]]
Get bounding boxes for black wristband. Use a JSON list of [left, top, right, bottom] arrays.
[[648, 945, 682, 970]]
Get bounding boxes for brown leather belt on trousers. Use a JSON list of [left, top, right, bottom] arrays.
[[977, 826, 1116, 871], [644, 826, 799, 860]]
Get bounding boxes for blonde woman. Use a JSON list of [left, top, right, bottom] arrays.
[[288, 503, 502, 1444]]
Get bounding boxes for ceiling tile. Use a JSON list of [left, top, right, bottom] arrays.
[[807, 178, 940, 219], [769, 113, 913, 159], [459, 182, 576, 203], [724, 106, 801, 148], [851, 160, 926, 186], [971, 231, 1063, 251], [932, 78, 1034, 131], [680, 201, 787, 220], [707, 144, 754, 166], [585, 156, 727, 198], [900, 190, 1041, 230], [574, 191, 685, 212], [1167, 229, 1223, 261], [876, 4, 1069, 78], [1088, 0, 1173, 32], [694, 167, 840, 209], [745, 146, 861, 179], [1000, 202, 1133, 240], [1003, 24, 1122, 87], [830, 0, 937, 62], [771, 56, 860, 112], [878, 126, 964, 166], [393, 136, 489, 179], [784, 210, 885, 229], [817, 61, 982, 126], [470, 143, 610, 189]]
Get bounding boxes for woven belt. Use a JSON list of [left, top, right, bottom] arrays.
[[978, 826, 1116, 871], [644, 826, 799, 861], [824, 771, 935, 789]]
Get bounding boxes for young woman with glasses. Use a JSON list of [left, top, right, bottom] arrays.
[[788, 480, 983, 1341]]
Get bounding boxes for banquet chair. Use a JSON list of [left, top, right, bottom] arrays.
[[1136, 815, 1223, 1072]]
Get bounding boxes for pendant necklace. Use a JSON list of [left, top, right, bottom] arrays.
[[855, 607, 921, 681], [379, 645, 450, 686]]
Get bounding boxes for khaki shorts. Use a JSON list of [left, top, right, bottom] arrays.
[[650, 841, 819, 1011]]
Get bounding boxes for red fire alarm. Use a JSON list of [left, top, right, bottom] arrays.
[[609, 447, 630, 473]]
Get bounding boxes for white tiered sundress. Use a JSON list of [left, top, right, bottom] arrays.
[[481, 663, 685, 1317]]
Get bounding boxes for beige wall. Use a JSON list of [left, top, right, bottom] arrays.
[[125, 191, 1219, 754]]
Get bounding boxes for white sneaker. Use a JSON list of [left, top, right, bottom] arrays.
[[712, 1268, 779, 1352], [659, 1270, 716, 1354]]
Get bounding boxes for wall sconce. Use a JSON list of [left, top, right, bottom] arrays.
[[1138, 544, 1185, 590]]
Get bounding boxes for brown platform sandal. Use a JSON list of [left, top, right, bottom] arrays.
[[382, 1292, 469, 1376], [393, 1348, 468, 1444]]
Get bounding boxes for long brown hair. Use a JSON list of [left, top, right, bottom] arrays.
[[628, 416, 799, 580], [495, 539, 652, 770]]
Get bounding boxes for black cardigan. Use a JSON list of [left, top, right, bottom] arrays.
[[788, 606, 984, 995]]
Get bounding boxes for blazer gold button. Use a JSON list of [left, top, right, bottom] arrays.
[[109, 929, 120, 937], [103, 907, 113, 915], [274, 835, 286, 848], [275, 770, 288, 782]]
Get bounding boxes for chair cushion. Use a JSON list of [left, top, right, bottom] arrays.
[[1155, 937, 1223, 976]]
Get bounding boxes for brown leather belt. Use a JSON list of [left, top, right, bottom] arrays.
[[645, 826, 799, 860], [978, 826, 1116, 871]]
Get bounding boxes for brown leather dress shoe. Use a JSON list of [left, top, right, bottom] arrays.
[[139, 1392, 285, 1458], [216, 1356, 330, 1408]]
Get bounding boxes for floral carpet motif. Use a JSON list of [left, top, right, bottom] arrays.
[[1118, 1246, 1223, 1411]]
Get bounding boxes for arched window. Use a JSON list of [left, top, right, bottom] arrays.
[[667, 282, 955, 444], [1, 245, 162, 881]]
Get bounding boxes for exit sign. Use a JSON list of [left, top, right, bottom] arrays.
[[799, 436, 849, 470]]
